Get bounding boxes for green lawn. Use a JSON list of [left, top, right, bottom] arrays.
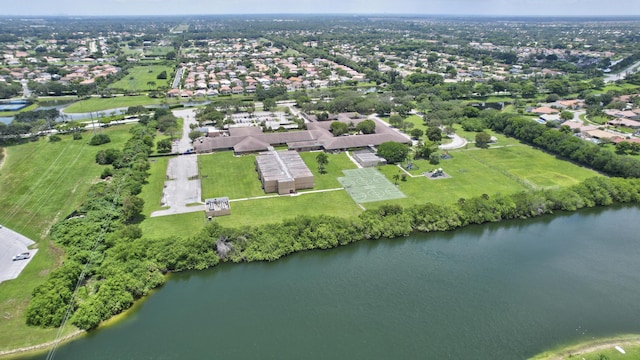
[[144, 46, 174, 57], [64, 96, 170, 113], [109, 65, 173, 91], [140, 212, 205, 240], [139, 156, 171, 216], [591, 83, 639, 94], [0, 125, 133, 351], [298, 151, 358, 189], [367, 142, 600, 210], [199, 152, 265, 200], [214, 190, 363, 228]]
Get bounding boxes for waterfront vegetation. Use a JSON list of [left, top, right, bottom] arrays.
[[530, 335, 640, 359], [0, 125, 134, 351]]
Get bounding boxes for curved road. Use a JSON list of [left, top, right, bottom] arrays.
[[605, 60, 640, 83], [439, 133, 467, 150]]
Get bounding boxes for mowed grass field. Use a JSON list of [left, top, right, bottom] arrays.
[[141, 151, 363, 231], [199, 152, 265, 200], [139, 156, 170, 217], [109, 65, 173, 91], [369, 142, 601, 210], [0, 125, 134, 351], [298, 151, 358, 189], [64, 95, 172, 113], [150, 138, 601, 230]]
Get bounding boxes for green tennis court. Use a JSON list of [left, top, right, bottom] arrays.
[[338, 167, 406, 203]]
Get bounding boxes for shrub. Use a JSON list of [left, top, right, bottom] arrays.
[[429, 152, 440, 164], [48, 134, 62, 142], [89, 134, 111, 146], [100, 167, 113, 179], [95, 149, 121, 165], [157, 138, 172, 153], [73, 132, 82, 140]]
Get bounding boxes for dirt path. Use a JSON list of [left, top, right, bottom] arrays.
[[0, 330, 83, 358], [535, 336, 640, 359]]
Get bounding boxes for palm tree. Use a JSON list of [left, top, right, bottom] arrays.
[[316, 152, 329, 174]]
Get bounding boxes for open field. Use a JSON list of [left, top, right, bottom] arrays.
[[0, 125, 134, 351], [139, 156, 170, 216], [199, 152, 265, 200], [368, 142, 601, 209], [144, 46, 174, 57], [63, 96, 173, 113], [298, 151, 358, 189], [214, 190, 363, 228], [109, 65, 173, 91], [151, 136, 602, 230], [140, 212, 205, 239]]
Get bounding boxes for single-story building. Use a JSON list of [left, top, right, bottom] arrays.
[[530, 106, 559, 115], [608, 118, 640, 129], [255, 150, 314, 194], [205, 197, 231, 217]]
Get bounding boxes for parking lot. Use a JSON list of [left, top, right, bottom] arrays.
[[0, 225, 37, 284]]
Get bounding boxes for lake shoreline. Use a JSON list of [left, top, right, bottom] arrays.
[[4, 204, 640, 358], [530, 334, 640, 359]]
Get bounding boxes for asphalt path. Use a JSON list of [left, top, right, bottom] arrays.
[[151, 108, 203, 217], [439, 133, 468, 150], [0, 225, 37, 284]]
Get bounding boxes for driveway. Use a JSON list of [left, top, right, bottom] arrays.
[[439, 133, 467, 150], [151, 108, 203, 218], [0, 226, 37, 284]]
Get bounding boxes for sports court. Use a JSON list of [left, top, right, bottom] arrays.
[[338, 167, 406, 203]]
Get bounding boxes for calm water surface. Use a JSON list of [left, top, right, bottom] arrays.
[[25, 206, 640, 359]]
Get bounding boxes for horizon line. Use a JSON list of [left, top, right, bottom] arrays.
[[2, 13, 640, 18]]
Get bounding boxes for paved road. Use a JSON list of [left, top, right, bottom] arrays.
[[151, 108, 203, 218], [439, 133, 468, 150], [172, 67, 184, 89], [605, 60, 640, 83], [0, 226, 37, 284]]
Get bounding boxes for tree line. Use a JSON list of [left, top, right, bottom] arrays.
[[482, 112, 640, 178]]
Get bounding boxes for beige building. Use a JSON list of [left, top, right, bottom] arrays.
[[255, 150, 314, 195]]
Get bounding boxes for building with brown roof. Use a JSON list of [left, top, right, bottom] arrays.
[[193, 116, 410, 154], [531, 106, 559, 115]]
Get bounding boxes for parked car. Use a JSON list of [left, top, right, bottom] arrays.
[[12, 252, 30, 261]]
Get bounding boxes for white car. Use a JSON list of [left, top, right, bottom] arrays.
[[12, 252, 30, 261]]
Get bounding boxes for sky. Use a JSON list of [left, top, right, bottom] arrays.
[[5, 0, 640, 17]]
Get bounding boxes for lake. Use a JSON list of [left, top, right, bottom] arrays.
[[23, 205, 640, 359]]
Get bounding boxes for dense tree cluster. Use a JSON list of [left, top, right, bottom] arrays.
[[0, 81, 22, 99], [484, 113, 640, 178]]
